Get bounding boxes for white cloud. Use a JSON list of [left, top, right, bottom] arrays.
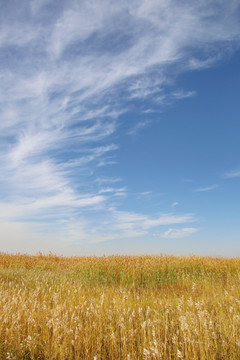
[[171, 90, 196, 100], [0, 208, 196, 253], [223, 169, 240, 179], [111, 210, 195, 232], [194, 184, 219, 192], [32, 193, 105, 210], [95, 177, 122, 185], [127, 120, 152, 135], [188, 56, 219, 70], [0, 192, 106, 222], [162, 227, 199, 239], [98, 187, 126, 194], [138, 191, 152, 196]]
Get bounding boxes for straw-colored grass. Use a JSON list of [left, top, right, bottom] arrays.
[[0, 254, 240, 359]]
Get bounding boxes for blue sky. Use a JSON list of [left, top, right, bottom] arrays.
[[1, 0, 240, 256]]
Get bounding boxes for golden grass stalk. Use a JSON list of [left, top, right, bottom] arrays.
[[0, 254, 239, 359]]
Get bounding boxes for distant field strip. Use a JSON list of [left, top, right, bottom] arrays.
[[0, 254, 240, 359]]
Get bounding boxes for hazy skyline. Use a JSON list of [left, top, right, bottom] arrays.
[[1, 0, 240, 256]]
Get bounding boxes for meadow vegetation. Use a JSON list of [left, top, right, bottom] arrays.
[[0, 254, 240, 359]]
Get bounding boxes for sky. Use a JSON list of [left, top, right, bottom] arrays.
[[0, 0, 240, 256]]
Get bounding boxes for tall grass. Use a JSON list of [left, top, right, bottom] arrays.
[[0, 254, 240, 359]]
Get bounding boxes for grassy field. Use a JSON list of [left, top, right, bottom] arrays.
[[0, 254, 240, 359]]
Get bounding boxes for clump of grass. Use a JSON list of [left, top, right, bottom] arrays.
[[0, 254, 240, 359]]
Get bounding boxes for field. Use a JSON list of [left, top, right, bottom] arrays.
[[0, 254, 240, 359]]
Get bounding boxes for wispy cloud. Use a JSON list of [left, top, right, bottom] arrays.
[[127, 120, 152, 136], [111, 210, 195, 232], [95, 177, 122, 185], [162, 227, 199, 239], [171, 90, 196, 100], [223, 169, 240, 179], [188, 56, 220, 70], [194, 184, 219, 192], [138, 191, 152, 196]]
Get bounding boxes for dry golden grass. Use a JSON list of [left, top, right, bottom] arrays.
[[0, 254, 240, 359]]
